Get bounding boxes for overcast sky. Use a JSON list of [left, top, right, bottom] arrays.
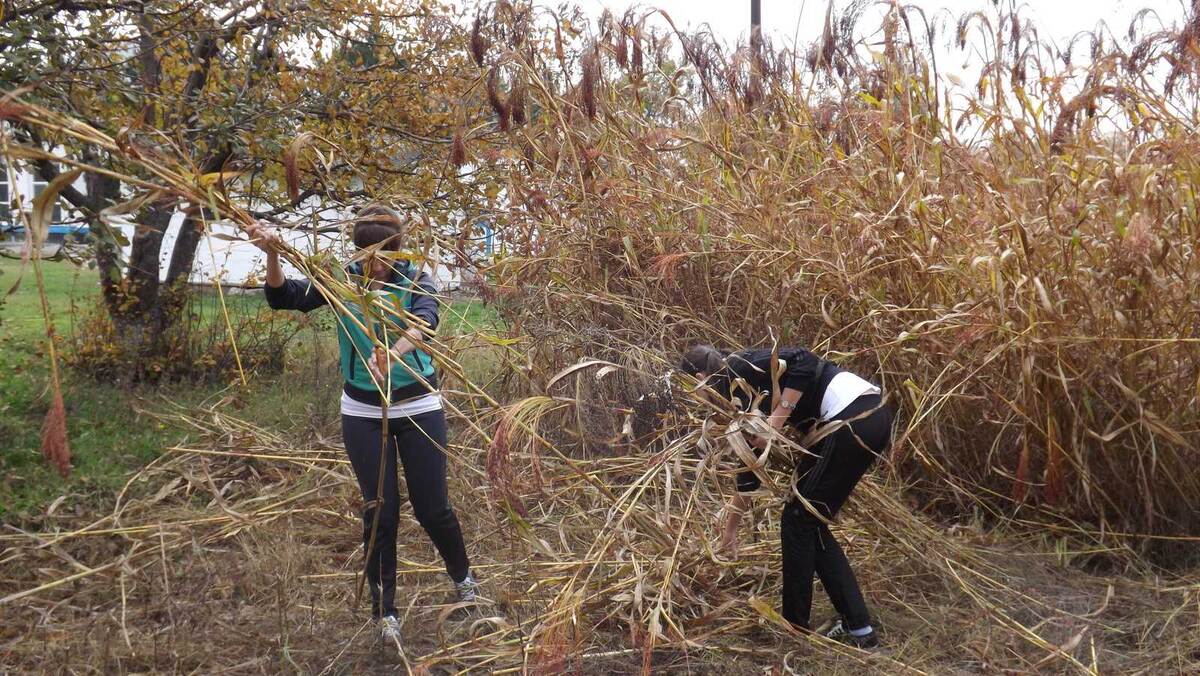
[[576, 1, 1187, 46], [573, 1, 1189, 82]]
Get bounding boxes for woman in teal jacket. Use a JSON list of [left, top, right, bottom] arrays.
[[247, 206, 473, 643]]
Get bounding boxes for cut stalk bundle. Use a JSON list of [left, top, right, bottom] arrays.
[[3, 399, 1195, 673]]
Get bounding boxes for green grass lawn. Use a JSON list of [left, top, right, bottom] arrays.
[[0, 256, 499, 521]]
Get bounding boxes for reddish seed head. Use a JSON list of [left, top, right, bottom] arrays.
[[1012, 441, 1031, 503], [554, 21, 566, 65], [470, 16, 487, 67], [0, 101, 31, 121], [283, 150, 301, 203], [581, 48, 598, 119], [817, 3, 836, 72], [41, 391, 70, 478], [451, 130, 467, 168], [510, 80, 527, 126], [631, 28, 644, 80], [487, 68, 512, 132]]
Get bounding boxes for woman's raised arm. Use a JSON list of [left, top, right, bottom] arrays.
[[245, 221, 328, 313]]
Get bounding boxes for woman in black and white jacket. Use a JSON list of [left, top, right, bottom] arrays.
[[681, 344, 892, 649]]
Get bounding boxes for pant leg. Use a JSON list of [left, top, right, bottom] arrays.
[[392, 410, 471, 583], [813, 524, 871, 630], [780, 500, 819, 629], [788, 394, 893, 630], [780, 518, 871, 631], [342, 414, 401, 617]]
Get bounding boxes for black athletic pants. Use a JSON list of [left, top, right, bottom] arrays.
[[341, 409, 470, 617], [780, 393, 892, 631]]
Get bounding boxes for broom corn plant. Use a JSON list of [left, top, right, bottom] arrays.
[[1, 1, 1199, 673]]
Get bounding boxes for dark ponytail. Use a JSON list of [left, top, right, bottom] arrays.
[[680, 344, 725, 376]]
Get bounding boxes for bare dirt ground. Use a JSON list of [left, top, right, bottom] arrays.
[[2, 400, 1197, 675]]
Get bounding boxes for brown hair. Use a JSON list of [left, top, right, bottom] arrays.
[[352, 204, 407, 251], [680, 344, 725, 376]]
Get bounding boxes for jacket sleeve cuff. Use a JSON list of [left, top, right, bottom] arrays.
[[411, 305, 439, 331], [736, 470, 762, 493]]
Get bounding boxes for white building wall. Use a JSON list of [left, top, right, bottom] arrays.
[[2, 163, 474, 290], [113, 213, 467, 290]]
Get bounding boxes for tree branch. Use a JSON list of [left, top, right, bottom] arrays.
[[0, 0, 138, 26], [6, 124, 98, 211]]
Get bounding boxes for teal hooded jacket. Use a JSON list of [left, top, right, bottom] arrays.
[[263, 261, 439, 403]]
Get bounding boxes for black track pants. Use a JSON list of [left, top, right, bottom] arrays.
[[779, 393, 892, 631], [341, 410, 470, 617]]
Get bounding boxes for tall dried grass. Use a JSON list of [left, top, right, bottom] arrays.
[[476, 1, 1200, 548], [2, 1, 1199, 673]]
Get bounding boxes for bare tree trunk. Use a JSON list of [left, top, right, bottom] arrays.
[[163, 214, 203, 289], [125, 205, 171, 313], [108, 203, 174, 363], [99, 4, 208, 361], [20, 4, 290, 381], [84, 171, 124, 318]]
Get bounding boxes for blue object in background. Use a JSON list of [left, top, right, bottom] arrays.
[[478, 221, 495, 256], [1, 224, 90, 243]]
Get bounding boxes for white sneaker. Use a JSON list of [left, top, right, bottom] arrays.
[[455, 572, 479, 603], [380, 615, 401, 643]]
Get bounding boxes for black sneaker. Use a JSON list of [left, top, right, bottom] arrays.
[[821, 618, 880, 650]]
